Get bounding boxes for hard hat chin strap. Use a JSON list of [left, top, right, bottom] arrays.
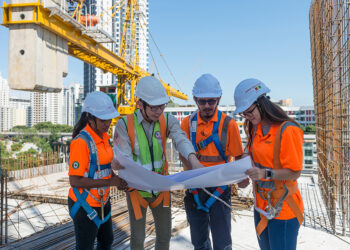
[[140, 100, 152, 122]]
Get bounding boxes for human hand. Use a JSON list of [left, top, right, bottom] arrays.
[[188, 153, 204, 170], [245, 167, 265, 181], [112, 158, 125, 170], [237, 178, 250, 188], [110, 175, 129, 191]]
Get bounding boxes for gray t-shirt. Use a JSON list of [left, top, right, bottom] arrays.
[[114, 109, 195, 161]]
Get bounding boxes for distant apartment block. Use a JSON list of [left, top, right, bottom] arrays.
[[9, 98, 30, 127], [284, 106, 315, 127], [0, 73, 12, 131], [63, 83, 84, 126]]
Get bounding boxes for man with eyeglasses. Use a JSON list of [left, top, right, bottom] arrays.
[[113, 76, 203, 250], [180, 73, 248, 250]]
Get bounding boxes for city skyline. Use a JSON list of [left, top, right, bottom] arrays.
[[0, 1, 313, 106]]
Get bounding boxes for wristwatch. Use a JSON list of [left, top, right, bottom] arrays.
[[265, 169, 274, 180]]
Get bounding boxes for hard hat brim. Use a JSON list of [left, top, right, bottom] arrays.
[[144, 96, 170, 106], [193, 92, 221, 98], [93, 110, 120, 120], [233, 104, 252, 114]]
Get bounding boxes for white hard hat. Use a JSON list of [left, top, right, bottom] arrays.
[[233, 78, 271, 114], [82, 91, 119, 119], [135, 76, 170, 105], [192, 74, 222, 98]]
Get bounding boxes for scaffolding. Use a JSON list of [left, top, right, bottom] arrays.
[[309, 0, 350, 235]]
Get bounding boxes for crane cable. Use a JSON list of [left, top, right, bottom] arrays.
[[137, 18, 161, 79], [101, 0, 127, 29], [139, 15, 184, 93]]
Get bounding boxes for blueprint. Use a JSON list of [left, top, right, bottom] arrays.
[[115, 147, 252, 192]]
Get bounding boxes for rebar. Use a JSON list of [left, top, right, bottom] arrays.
[[310, 0, 350, 236]]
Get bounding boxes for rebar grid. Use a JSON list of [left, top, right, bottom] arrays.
[[310, 0, 350, 236]]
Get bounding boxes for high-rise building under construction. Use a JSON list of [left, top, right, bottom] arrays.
[[83, 0, 149, 97]]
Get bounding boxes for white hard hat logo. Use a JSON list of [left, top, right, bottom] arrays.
[[245, 84, 262, 93], [233, 78, 270, 114]]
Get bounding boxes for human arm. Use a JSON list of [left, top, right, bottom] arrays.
[[226, 120, 249, 187], [111, 119, 131, 171], [69, 174, 128, 191], [168, 114, 204, 168], [113, 118, 133, 159], [245, 167, 301, 181], [245, 125, 303, 181], [179, 153, 204, 170], [69, 136, 128, 191]]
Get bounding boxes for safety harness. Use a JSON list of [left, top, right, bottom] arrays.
[[253, 121, 304, 236], [189, 110, 231, 212], [69, 130, 111, 228], [125, 112, 170, 220]]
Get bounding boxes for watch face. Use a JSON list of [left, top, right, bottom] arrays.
[[266, 169, 272, 178]]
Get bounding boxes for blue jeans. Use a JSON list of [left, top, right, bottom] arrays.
[[184, 187, 232, 250], [68, 197, 114, 250], [254, 210, 300, 250]]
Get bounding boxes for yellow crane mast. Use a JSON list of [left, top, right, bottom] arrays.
[[1, 0, 188, 118]]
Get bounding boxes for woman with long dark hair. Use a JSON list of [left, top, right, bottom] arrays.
[[68, 91, 128, 250], [234, 79, 304, 250]]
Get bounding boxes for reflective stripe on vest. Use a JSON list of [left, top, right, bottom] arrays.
[[253, 121, 304, 236], [69, 130, 111, 228], [123, 112, 167, 175], [189, 110, 231, 162], [124, 111, 170, 220]]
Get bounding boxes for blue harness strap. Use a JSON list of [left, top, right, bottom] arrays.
[[69, 130, 111, 228], [189, 110, 229, 212]]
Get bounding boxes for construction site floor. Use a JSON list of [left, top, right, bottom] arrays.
[[1, 172, 350, 249]]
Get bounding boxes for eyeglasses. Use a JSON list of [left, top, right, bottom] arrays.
[[239, 105, 257, 117], [196, 99, 218, 106], [148, 104, 166, 112]]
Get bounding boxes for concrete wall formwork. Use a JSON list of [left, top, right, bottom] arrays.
[[8, 0, 68, 92], [310, 0, 350, 236]]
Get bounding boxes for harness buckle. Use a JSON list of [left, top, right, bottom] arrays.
[[265, 183, 289, 220], [87, 209, 98, 220], [196, 141, 206, 150]]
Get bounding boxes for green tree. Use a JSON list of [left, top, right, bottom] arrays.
[[305, 125, 316, 133], [11, 143, 23, 152], [17, 148, 38, 157], [300, 125, 305, 132], [0, 141, 10, 159], [12, 125, 29, 131], [34, 122, 53, 132]]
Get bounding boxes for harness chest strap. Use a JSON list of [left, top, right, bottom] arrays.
[[189, 110, 230, 212], [69, 131, 111, 228], [126, 113, 169, 220], [255, 122, 304, 236]]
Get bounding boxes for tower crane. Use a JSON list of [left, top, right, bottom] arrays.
[[1, 0, 188, 120]]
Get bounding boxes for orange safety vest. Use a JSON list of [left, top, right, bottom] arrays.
[[254, 121, 304, 236], [125, 113, 170, 220]]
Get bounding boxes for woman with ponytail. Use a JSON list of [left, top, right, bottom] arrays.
[[68, 91, 128, 250], [234, 79, 304, 250]]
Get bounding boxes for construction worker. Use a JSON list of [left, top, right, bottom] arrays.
[[233, 78, 304, 250], [180, 73, 246, 250], [113, 76, 203, 250], [68, 91, 128, 250]]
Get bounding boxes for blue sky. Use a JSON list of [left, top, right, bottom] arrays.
[[0, 0, 313, 106]]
